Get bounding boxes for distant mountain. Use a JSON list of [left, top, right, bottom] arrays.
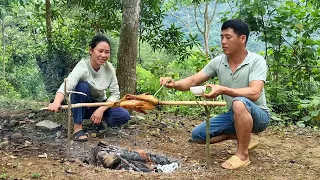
[[162, 3, 265, 53]]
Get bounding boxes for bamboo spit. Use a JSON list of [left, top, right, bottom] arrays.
[[41, 101, 226, 110]]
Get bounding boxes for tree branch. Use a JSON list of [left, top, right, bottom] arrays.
[[209, 0, 218, 25], [194, 5, 204, 35], [168, 11, 190, 31]]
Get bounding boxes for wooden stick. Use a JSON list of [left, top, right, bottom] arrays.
[[40, 101, 226, 110], [64, 79, 71, 158], [203, 99, 211, 169], [158, 101, 226, 106]]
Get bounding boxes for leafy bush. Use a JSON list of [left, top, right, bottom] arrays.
[[136, 65, 160, 94], [297, 96, 320, 127], [0, 79, 21, 99]]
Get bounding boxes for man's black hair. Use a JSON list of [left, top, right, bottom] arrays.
[[221, 19, 250, 43]]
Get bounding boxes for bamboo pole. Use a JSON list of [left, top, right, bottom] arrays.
[[158, 101, 226, 106], [41, 101, 226, 110]]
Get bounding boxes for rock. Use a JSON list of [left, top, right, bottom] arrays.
[[65, 169, 77, 174], [0, 140, 9, 148], [10, 155, 18, 159], [36, 120, 61, 131], [0, 125, 2, 130], [38, 153, 47, 158], [27, 113, 35, 118], [7, 120, 19, 128], [55, 131, 64, 139], [11, 132, 23, 139], [24, 141, 32, 147]]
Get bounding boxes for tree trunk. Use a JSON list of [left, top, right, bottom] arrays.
[[45, 0, 52, 54], [116, 0, 141, 97], [1, 19, 5, 80]]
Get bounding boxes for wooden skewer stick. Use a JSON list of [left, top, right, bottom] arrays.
[[158, 101, 226, 106], [40, 101, 226, 110]]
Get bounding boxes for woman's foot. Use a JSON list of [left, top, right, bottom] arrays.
[[73, 124, 88, 141], [73, 129, 88, 141]]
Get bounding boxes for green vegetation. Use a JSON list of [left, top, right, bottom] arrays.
[[0, 0, 319, 127], [31, 172, 41, 179]]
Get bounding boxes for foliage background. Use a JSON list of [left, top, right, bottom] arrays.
[[0, 0, 319, 127]]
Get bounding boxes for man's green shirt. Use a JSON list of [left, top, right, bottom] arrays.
[[202, 50, 269, 113]]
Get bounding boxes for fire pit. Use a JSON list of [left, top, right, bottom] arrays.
[[89, 141, 179, 173]]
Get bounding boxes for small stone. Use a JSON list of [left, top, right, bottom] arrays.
[[27, 113, 35, 118], [19, 121, 27, 125], [167, 137, 174, 142], [0, 140, 9, 148], [24, 141, 32, 147], [55, 131, 64, 139], [8, 120, 19, 128], [36, 120, 61, 131], [11, 133, 23, 139], [65, 169, 76, 174], [227, 150, 233, 154], [135, 115, 145, 120], [10, 155, 18, 159], [38, 153, 47, 158]]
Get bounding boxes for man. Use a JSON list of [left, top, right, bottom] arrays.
[[160, 19, 270, 169]]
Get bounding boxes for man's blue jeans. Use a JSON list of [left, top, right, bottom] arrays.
[[71, 82, 130, 127], [191, 97, 270, 141]]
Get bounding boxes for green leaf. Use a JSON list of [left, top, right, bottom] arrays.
[[310, 99, 320, 106], [271, 116, 282, 121], [296, 121, 305, 128], [291, 111, 300, 115], [301, 115, 312, 122], [300, 99, 310, 103], [310, 111, 319, 117], [299, 104, 310, 108]]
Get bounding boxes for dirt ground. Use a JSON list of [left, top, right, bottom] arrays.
[[0, 106, 320, 180]]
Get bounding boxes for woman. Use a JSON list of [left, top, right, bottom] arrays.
[[48, 34, 131, 141]]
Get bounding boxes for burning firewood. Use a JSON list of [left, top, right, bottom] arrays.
[[90, 142, 178, 172], [97, 151, 121, 169]]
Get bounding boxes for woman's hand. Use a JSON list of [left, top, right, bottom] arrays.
[[48, 102, 61, 112], [204, 84, 225, 99], [91, 107, 106, 124]]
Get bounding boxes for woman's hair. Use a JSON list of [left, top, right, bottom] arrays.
[[89, 34, 112, 52]]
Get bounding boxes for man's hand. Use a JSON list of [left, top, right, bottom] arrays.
[[91, 107, 106, 124], [48, 102, 61, 112], [204, 84, 225, 99], [160, 77, 175, 88]]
